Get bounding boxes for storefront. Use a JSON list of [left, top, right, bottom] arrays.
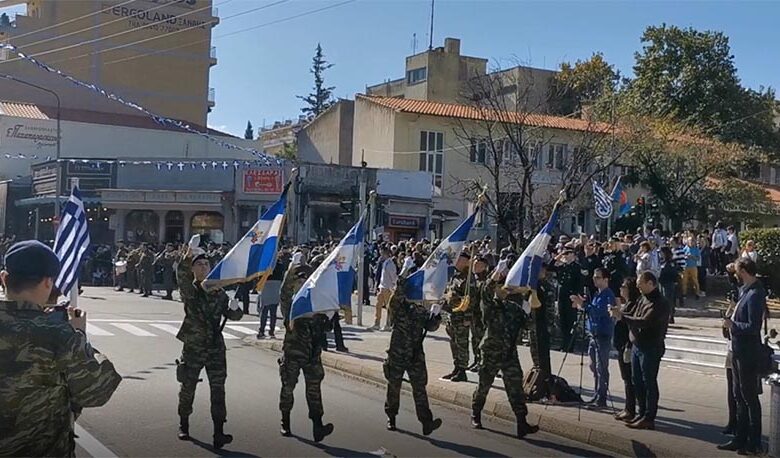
[[385, 214, 426, 242], [235, 167, 287, 237]]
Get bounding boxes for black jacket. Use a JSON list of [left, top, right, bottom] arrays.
[[730, 281, 766, 358], [622, 288, 670, 351]]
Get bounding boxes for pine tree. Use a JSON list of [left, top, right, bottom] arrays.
[[244, 121, 254, 140], [297, 43, 335, 117]]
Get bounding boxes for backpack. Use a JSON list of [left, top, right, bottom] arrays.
[[548, 375, 583, 404], [523, 367, 548, 401]]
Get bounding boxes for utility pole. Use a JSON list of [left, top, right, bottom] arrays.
[[428, 0, 435, 50], [356, 151, 368, 326]]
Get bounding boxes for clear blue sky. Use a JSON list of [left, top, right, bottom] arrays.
[[3, 1, 779, 136]]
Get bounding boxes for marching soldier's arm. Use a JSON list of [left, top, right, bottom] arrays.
[[221, 291, 244, 321], [176, 255, 197, 303], [58, 329, 122, 409]]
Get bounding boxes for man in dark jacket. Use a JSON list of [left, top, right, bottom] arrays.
[[611, 271, 669, 430], [717, 258, 765, 455]]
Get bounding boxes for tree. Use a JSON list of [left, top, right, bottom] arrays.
[[244, 121, 254, 140], [551, 53, 620, 116], [278, 141, 298, 162], [297, 43, 335, 117], [0, 13, 10, 27], [627, 24, 779, 152]]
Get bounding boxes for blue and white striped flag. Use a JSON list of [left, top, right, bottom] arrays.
[[290, 210, 366, 322], [54, 186, 90, 296], [592, 180, 613, 219], [504, 204, 560, 308], [405, 210, 478, 302], [203, 183, 289, 291]]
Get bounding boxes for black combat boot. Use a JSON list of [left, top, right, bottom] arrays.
[[280, 412, 292, 437], [312, 417, 334, 443], [450, 369, 467, 382], [471, 410, 483, 429], [440, 368, 458, 380], [213, 422, 233, 449], [386, 416, 396, 431], [177, 416, 190, 440], [516, 418, 539, 439], [422, 418, 443, 436]]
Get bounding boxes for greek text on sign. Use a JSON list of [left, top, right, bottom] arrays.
[[244, 169, 283, 194], [389, 216, 421, 228]]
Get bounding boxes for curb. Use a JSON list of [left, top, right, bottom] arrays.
[[245, 337, 691, 458]]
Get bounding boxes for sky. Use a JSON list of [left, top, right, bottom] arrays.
[[3, 0, 780, 136]]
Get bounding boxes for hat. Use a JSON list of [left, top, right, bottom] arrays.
[[191, 247, 208, 264], [458, 251, 471, 260], [558, 235, 571, 243], [4, 240, 61, 278]]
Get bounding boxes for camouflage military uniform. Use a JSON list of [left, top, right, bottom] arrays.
[[470, 273, 487, 367], [138, 247, 155, 297], [471, 280, 530, 421], [278, 264, 329, 419], [383, 279, 440, 423], [126, 247, 140, 292], [175, 255, 243, 426], [443, 270, 478, 371], [0, 300, 122, 456], [154, 250, 177, 299]]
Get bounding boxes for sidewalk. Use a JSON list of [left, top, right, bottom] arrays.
[[246, 303, 771, 458]]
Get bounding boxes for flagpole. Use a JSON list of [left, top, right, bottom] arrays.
[[69, 177, 79, 308]]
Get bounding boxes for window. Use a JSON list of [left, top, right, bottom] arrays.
[[548, 143, 566, 170], [527, 141, 542, 168], [469, 201, 485, 229], [419, 131, 444, 193], [469, 139, 487, 164], [501, 140, 518, 164], [546, 144, 555, 168], [407, 67, 427, 84], [191, 212, 225, 244]]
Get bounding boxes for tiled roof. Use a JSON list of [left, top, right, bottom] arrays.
[[0, 100, 236, 138], [0, 101, 49, 119], [358, 95, 613, 133]]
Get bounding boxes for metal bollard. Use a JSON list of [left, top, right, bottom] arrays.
[[769, 375, 780, 457]]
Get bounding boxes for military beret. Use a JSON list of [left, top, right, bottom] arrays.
[[4, 240, 61, 278], [458, 251, 471, 259]]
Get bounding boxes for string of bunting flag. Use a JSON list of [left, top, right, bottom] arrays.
[[0, 42, 281, 167], [0, 155, 277, 172]]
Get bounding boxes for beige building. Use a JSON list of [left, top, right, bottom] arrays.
[[297, 100, 354, 165], [257, 116, 308, 157], [0, 0, 218, 126]]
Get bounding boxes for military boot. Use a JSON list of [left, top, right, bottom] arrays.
[[471, 410, 483, 429], [177, 416, 190, 440], [213, 422, 233, 449], [422, 418, 443, 436], [440, 368, 458, 380], [312, 417, 334, 443], [449, 369, 467, 382], [516, 418, 539, 439], [280, 412, 291, 437], [386, 416, 396, 431]]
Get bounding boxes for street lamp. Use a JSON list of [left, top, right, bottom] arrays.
[[0, 73, 62, 216]]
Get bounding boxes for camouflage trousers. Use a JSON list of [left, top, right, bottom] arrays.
[[470, 316, 485, 366], [139, 270, 153, 295], [383, 355, 433, 423], [177, 344, 228, 423], [126, 266, 137, 290], [278, 355, 325, 419], [472, 350, 528, 420], [445, 313, 471, 370]]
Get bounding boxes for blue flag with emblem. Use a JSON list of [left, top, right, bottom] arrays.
[[202, 182, 289, 291], [289, 210, 366, 322], [504, 203, 560, 309], [54, 185, 91, 296], [405, 209, 478, 302]]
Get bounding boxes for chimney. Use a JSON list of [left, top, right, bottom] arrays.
[[444, 38, 460, 55]]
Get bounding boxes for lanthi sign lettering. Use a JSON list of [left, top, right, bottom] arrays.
[[243, 169, 283, 194]]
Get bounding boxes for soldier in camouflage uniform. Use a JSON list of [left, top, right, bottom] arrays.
[[154, 243, 177, 300], [468, 256, 489, 372], [125, 243, 140, 293], [0, 240, 122, 456], [470, 266, 539, 440], [277, 256, 335, 443], [176, 236, 243, 449], [383, 276, 444, 435], [442, 251, 478, 382], [138, 243, 155, 297]]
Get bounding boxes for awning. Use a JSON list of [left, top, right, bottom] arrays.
[[15, 195, 102, 207], [432, 209, 460, 219]]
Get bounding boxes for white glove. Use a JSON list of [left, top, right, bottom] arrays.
[[228, 298, 240, 311], [188, 234, 201, 250], [429, 303, 442, 317], [522, 300, 532, 315]]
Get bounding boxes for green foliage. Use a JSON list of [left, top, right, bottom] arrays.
[[552, 52, 620, 116], [297, 43, 335, 117], [740, 228, 780, 288], [278, 141, 298, 162], [244, 121, 254, 140]]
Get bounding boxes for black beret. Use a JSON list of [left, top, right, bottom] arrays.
[[4, 240, 60, 278], [192, 252, 209, 264]]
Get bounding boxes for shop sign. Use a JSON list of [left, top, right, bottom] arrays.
[[67, 161, 112, 176], [388, 215, 421, 229], [243, 168, 283, 194], [1, 122, 57, 149]]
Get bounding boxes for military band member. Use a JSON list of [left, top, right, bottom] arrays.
[[441, 251, 479, 382]]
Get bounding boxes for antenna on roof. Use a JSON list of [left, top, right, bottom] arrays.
[[412, 32, 417, 54], [428, 0, 435, 50]]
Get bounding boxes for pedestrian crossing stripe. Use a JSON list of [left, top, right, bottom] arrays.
[[110, 323, 157, 337], [84, 320, 280, 340], [148, 323, 180, 335], [224, 325, 257, 335], [86, 324, 114, 336]]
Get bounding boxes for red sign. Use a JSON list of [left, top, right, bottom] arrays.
[[243, 169, 283, 194], [389, 215, 421, 229]]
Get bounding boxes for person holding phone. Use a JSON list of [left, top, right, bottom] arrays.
[[0, 240, 121, 456]]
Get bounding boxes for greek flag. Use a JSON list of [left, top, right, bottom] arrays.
[[203, 183, 289, 291], [290, 211, 366, 322], [593, 180, 613, 219], [504, 204, 560, 308], [54, 186, 90, 296], [405, 210, 478, 302]]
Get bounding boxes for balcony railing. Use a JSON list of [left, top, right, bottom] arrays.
[[210, 46, 217, 59], [208, 87, 216, 104]]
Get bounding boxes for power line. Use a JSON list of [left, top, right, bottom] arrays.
[[54, 0, 356, 70]]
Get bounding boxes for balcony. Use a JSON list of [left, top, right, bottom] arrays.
[[207, 87, 215, 107], [211, 6, 220, 26], [209, 46, 217, 66]]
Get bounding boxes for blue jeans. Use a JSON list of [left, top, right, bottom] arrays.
[[632, 345, 662, 420], [588, 335, 612, 402]]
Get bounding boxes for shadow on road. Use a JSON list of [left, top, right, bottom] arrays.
[[294, 436, 371, 457], [395, 428, 509, 457], [189, 437, 260, 457], [524, 436, 614, 458]]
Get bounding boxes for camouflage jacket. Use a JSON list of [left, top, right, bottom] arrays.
[[478, 280, 528, 358], [176, 256, 243, 349], [279, 264, 328, 362], [386, 279, 437, 365], [114, 247, 128, 262], [0, 300, 122, 456], [138, 249, 154, 271], [126, 248, 141, 267], [443, 270, 478, 317]]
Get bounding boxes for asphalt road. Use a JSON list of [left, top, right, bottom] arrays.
[[72, 287, 616, 457]]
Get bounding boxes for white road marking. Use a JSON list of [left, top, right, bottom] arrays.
[[86, 324, 114, 336], [90, 318, 261, 324], [75, 423, 117, 458], [225, 325, 257, 335], [148, 323, 181, 335], [222, 332, 239, 340], [109, 323, 157, 337]]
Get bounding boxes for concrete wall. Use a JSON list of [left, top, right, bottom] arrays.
[[352, 97, 396, 168], [297, 100, 354, 165]]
